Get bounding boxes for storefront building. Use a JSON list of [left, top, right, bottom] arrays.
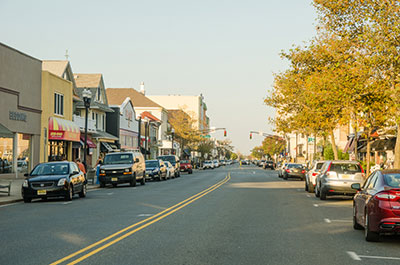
[[0, 42, 41, 176], [40, 70, 80, 162]]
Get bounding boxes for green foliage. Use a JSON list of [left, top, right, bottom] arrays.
[[262, 137, 286, 158], [231, 153, 238, 160], [251, 146, 265, 159], [323, 144, 349, 160]]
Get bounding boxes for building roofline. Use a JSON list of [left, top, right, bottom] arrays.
[[0, 42, 42, 62]]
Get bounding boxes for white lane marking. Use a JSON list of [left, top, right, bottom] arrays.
[[324, 218, 331, 223], [138, 214, 154, 217], [313, 204, 319, 207], [297, 189, 301, 191], [0, 202, 22, 208], [347, 251, 361, 261], [107, 192, 113, 195], [347, 251, 400, 261], [62, 202, 72, 205], [306, 195, 311, 198], [253, 171, 256, 174]]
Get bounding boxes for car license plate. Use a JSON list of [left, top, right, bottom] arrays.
[[111, 177, 118, 182], [37, 190, 46, 195], [341, 174, 350, 179]]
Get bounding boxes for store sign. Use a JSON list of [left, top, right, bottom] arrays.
[[9, 111, 27, 122]]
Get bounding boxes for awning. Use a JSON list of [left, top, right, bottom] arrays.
[[80, 135, 97, 148], [101, 142, 119, 152], [92, 131, 118, 142], [371, 138, 396, 152], [0, 123, 13, 138], [49, 117, 80, 142]]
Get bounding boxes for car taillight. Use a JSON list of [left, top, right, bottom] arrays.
[[312, 172, 318, 176], [286, 169, 290, 173], [375, 191, 398, 201], [301, 170, 305, 173]]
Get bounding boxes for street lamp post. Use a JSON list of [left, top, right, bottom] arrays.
[[171, 128, 175, 155], [82, 89, 92, 170]]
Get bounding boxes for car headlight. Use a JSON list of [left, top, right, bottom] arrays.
[[22, 180, 29, 187], [153, 168, 159, 173], [100, 169, 105, 174], [124, 168, 131, 172], [57, 178, 67, 186]]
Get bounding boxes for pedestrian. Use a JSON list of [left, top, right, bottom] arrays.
[[95, 154, 104, 184], [75, 158, 86, 175]]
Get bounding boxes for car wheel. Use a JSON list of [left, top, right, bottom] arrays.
[[365, 213, 379, 242], [23, 197, 32, 203], [65, 186, 73, 201], [79, 184, 87, 198], [308, 182, 314, 193], [112, 183, 117, 188], [305, 181, 309, 191], [130, 175, 137, 187], [100, 181, 106, 188], [353, 205, 363, 230], [189, 169, 193, 174], [141, 176, 146, 185], [320, 188, 327, 200]]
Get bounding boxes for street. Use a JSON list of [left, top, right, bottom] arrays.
[[1, 165, 400, 265]]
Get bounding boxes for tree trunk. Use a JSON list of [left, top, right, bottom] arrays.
[[366, 129, 371, 177], [306, 134, 309, 163], [330, 129, 339, 160], [314, 133, 317, 161], [353, 123, 358, 161], [295, 133, 298, 163], [394, 125, 400, 169]]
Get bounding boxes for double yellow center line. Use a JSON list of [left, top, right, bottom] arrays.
[[50, 173, 231, 265]]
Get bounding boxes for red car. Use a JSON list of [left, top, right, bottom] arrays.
[[180, 160, 193, 174], [352, 169, 400, 241]]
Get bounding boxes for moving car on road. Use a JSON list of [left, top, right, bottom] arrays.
[[283, 163, 306, 180], [99, 151, 146, 188], [157, 155, 180, 177], [145, 159, 167, 181], [22, 161, 86, 202], [203, 160, 214, 169], [305, 160, 325, 193], [352, 169, 400, 241], [278, 163, 288, 178], [180, 160, 193, 174], [315, 160, 364, 200], [263, 160, 275, 170]]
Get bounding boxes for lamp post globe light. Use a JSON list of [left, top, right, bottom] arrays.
[[171, 128, 175, 155], [82, 88, 92, 170]]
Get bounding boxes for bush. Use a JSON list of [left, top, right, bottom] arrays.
[[323, 144, 349, 160]]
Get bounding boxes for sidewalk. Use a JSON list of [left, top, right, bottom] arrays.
[[0, 174, 99, 205]]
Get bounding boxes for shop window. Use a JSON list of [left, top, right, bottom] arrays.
[[48, 141, 68, 162], [0, 137, 13, 174], [54, 93, 64, 116], [17, 134, 30, 174], [0, 134, 30, 175]]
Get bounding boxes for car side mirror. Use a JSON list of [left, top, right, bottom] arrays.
[[351, 183, 361, 191], [72, 171, 80, 175], [24, 173, 29, 177]]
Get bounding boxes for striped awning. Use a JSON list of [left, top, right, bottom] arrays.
[[48, 117, 80, 142]]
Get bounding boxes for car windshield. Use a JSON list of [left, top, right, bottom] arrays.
[[384, 174, 400, 188], [330, 163, 361, 173], [103, 154, 133, 165], [316, 163, 324, 169], [288, 164, 303, 168], [158, 156, 176, 164], [181, 160, 190, 164], [145, 161, 159, 167], [31, 163, 69, 176]]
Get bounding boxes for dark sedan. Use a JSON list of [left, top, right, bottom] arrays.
[[283, 163, 306, 180], [145, 159, 167, 181], [22, 161, 86, 203], [352, 169, 400, 241]]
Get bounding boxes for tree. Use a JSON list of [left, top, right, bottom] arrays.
[[231, 153, 238, 160], [262, 136, 286, 159], [251, 146, 265, 159]]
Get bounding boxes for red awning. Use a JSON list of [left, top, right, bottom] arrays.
[[80, 135, 97, 148], [49, 117, 80, 142]]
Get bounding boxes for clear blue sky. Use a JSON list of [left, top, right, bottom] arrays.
[[0, 0, 318, 155]]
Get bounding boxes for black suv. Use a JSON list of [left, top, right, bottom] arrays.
[[263, 161, 275, 170]]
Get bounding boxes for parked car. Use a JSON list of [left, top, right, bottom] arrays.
[[283, 163, 306, 180], [99, 151, 146, 188], [213, 160, 220, 168], [203, 160, 214, 169], [352, 169, 400, 241], [263, 160, 275, 170], [278, 163, 288, 178], [180, 160, 193, 174], [315, 160, 365, 200], [305, 160, 325, 193], [145, 159, 167, 181], [22, 161, 86, 202], [165, 161, 176, 179], [0, 158, 12, 174], [157, 155, 180, 177]]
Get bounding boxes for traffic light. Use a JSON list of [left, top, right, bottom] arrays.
[[250, 133, 252, 139], [224, 130, 227, 137]]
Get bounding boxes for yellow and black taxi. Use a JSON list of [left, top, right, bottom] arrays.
[[21, 161, 86, 203]]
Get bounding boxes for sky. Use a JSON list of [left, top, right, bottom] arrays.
[[0, 0, 318, 155]]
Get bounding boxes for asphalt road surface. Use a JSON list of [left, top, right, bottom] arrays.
[[1, 164, 400, 265]]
